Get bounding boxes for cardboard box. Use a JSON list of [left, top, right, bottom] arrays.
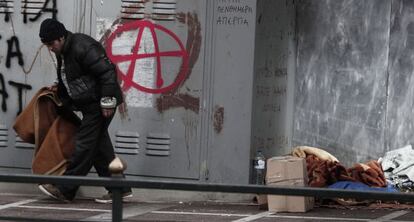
[[266, 156, 314, 212]]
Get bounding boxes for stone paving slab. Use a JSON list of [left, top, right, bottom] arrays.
[[276, 207, 385, 219], [391, 210, 414, 221]]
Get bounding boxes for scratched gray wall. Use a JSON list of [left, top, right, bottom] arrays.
[[386, 0, 414, 151], [294, 0, 391, 165]]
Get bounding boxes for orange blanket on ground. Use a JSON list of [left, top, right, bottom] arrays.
[[293, 147, 386, 188], [348, 160, 387, 187], [305, 154, 355, 187], [13, 88, 76, 175]]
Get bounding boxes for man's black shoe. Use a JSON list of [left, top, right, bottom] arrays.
[[38, 184, 70, 203]]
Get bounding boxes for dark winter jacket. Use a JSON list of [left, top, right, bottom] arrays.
[[56, 32, 122, 108]]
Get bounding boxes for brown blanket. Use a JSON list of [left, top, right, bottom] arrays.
[[348, 160, 386, 187], [305, 154, 355, 187], [293, 147, 386, 188], [13, 88, 76, 175]]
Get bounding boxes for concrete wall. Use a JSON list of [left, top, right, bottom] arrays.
[[293, 0, 414, 166]]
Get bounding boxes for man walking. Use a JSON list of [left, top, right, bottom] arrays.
[[38, 18, 132, 203]]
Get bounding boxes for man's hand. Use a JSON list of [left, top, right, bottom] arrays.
[[102, 108, 115, 118]]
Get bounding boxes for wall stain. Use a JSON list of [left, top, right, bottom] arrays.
[[156, 93, 199, 113], [100, 18, 126, 46], [183, 114, 198, 169], [213, 106, 224, 133], [179, 12, 202, 86]]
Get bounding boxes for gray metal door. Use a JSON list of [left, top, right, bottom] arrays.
[[89, 0, 206, 179]]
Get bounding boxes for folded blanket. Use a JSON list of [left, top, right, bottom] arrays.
[[292, 146, 339, 162], [13, 88, 76, 175]]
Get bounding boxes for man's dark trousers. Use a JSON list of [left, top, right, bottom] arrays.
[[57, 103, 130, 200]]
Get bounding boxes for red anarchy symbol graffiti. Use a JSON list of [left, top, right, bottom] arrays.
[[106, 20, 189, 94]]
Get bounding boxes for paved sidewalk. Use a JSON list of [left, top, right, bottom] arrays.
[[0, 193, 413, 221]]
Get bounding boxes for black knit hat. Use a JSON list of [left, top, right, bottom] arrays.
[[39, 18, 68, 43]]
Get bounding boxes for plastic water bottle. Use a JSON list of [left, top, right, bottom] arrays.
[[254, 150, 266, 185]]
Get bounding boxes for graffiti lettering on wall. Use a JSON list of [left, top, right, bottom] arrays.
[[22, 0, 57, 23], [104, 13, 202, 113], [6, 36, 24, 68], [0, 35, 25, 68], [0, 0, 12, 22], [0, 34, 33, 115], [8, 81, 32, 115], [0, 0, 57, 23], [216, 0, 252, 27], [253, 135, 289, 151], [0, 73, 8, 112], [0, 73, 32, 115], [255, 66, 288, 113], [0, 0, 53, 115]]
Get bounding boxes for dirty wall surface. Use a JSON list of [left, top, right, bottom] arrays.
[[294, 0, 414, 166]]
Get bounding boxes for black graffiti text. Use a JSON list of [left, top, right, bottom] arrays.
[[8, 80, 32, 115], [22, 0, 57, 23], [0, 73, 32, 115], [0, 73, 8, 112], [6, 36, 24, 68]]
